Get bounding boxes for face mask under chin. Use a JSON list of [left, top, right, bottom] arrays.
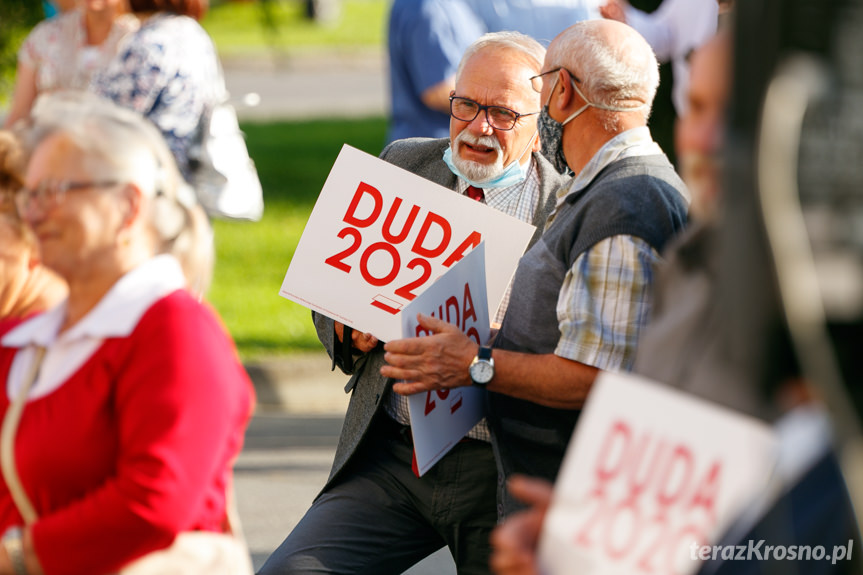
[[452, 147, 505, 183], [443, 132, 537, 189]]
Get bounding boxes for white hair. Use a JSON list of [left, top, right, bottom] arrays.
[[23, 90, 213, 295], [546, 21, 660, 130], [456, 30, 546, 82]]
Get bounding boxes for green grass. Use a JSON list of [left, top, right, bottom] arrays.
[[202, 0, 387, 55], [202, 1, 390, 358], [208, 117, 388, 358]]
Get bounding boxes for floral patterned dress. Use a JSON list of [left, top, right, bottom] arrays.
[[90, 13, 223, 179], [18, 9, 139, 93]]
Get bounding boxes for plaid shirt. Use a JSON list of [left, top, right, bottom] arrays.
[[556, 235, 659, 370], [552, 128, 677, 371], [385, 158, 542, 441]]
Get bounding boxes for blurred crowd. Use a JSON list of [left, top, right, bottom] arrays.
[[0, 0, 860, 574]]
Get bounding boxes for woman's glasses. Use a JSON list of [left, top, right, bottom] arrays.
[[14, 180, 120, 214]]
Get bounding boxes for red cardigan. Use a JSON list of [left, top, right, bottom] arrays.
[[0, 291, 254, 575]]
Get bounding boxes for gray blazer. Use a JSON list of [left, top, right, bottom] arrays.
[[313, 137, 569, 491]]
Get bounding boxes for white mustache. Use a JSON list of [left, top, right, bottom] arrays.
[[456, 131, 502, 154]]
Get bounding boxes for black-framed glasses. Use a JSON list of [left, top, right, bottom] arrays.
[[449, 96, 539, 131], [15, 179, 120, 214], [529, 67, 581, 93]]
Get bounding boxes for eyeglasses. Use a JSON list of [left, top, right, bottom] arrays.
[[15, 179, 120, 214], [529, 68, 581, 93], [449, 96, 539, 131]]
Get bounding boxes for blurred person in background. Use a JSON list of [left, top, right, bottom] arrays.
[[465, 0, 602, 45], [42, 0, 79, 19], [387, 0, 603, 145], [3, 0, 138, 128], [600, 0, 720, 118], [91, 0, 220, 180], [0, 92, 253, 575], [386, 0, 486, 143], [0, 130, 66, 320]]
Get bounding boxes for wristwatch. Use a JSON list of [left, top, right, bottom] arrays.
[[469, 346, 495, 386], [2, 526, 27, 575]]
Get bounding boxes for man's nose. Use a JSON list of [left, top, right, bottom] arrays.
[[468, 110, 495, 136]]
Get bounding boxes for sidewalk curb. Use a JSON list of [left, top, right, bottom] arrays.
[[244, 351, 349, 415]]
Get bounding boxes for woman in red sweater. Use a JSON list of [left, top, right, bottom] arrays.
[[0, 92, 255, 575]]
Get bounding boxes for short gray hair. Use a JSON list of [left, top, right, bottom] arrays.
[[456, 31, 546, 82], [546, 21, 659, 129], [22, 91, 213, 295]]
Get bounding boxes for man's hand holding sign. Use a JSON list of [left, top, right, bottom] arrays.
[[400, 243, 491, 475]]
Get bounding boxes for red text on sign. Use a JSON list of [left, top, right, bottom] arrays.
[[325, 182, 483, 312], [571, 419, 722, 574]]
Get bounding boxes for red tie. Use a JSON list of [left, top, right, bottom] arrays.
[[466, 186, 485, 202]]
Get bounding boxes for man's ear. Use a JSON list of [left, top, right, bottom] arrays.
[[531, 130, 542, 153], [553, 68, 575, 113]]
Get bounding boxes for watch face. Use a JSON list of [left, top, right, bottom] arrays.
[[470, 360, 494, 384]]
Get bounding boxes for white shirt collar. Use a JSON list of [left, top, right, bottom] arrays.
[[561, 126, 665, 200], [2, 254, 186, 348]]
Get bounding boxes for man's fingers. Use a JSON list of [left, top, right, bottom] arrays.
[[352, 330, 378, 353], [490, 511, 543, 575], [507, 475, 554, 510], [391, 381, 433, 396], [416, 312, 460, 333]]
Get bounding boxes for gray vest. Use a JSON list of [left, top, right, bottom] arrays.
[[489, 154, 689, 513]]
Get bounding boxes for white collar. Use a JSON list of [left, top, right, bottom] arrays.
[[2, 255, 186, 348], [562, 126, 664, 199]]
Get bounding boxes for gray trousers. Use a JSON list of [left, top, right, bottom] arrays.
[[257, 414, 499, 575]]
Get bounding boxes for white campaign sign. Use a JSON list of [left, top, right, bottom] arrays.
[[402, 243, 490, 476], [279, 144, 536, 342], [538, 372, 778, 575]]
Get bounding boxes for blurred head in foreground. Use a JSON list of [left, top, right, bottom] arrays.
[[17, 91, 213, 299]]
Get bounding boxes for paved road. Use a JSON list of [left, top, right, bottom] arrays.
[[239, 351, 458, 571], [222, 49, 388, 122]]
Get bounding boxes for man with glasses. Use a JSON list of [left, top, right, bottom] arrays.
[[382, 19, 689, 515], [259, 31, 568, 575]]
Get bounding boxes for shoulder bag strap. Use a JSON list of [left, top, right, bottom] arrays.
[[1, 347, 46, 525]]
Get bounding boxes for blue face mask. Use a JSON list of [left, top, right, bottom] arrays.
[[442, 147, 528, 189], [442, 131, 537, 190]]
